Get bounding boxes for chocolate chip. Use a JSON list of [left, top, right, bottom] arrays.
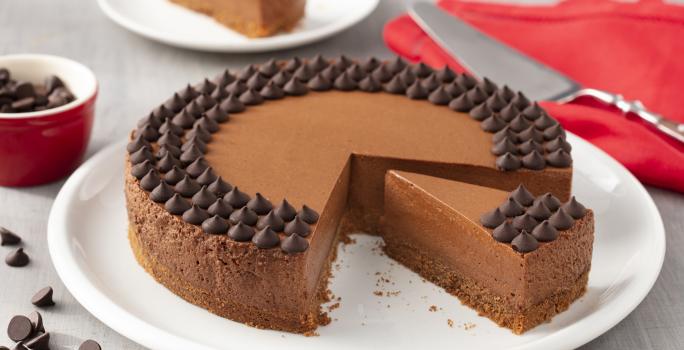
[[495, 152, 521, 171], [522, 102, 543, 120], [478, 77, 498, 94], [271, 70, 293, 87], [281, 58, 301, 74], [308, 74, 332, 91], [283, 78, 309, 96], [202, 215, 229, 234], [532, 220, 558, 242], [549, 208, 575, 230], [481, 115, 506, 132], [406, 81, 428, 99], [257, 211, 285, 232], [140, 169, 161, 191], [455, 73, 477, 89], [30, 286, 55, 308], [137, 113, 163, 129], [522, 150, 546, 170], [492, 221, 518, 243], [510, 184, 535, 206], [480, 208, 505, 228], [239, 88, 263, 105], [208, 199, 233, 218], [174, 175, 201, 197], [517, 126, 544, 143], [192, 186, 218, 209], [486, 93, 507, 112], [224, 187, 250, 208], [246, 73, 268, 90], [284, 216, 311, 237], [345, 64, 366, 81], [129, 157, 155, 176], [186, 157, 210, 178], [511, 92, 530, 110], [308, 54, 329, 72], [534, 113, 558, 130], [511, 231, 538, 253], [543, 124, 565, 140], [491, 137, 517, 156], [246, 193, 273, 215], [178, 84, 198, 102], [172, 110, 196, 129], [214, 69, 236, 88], [361, 57, 381, 72], [127, 134, 149, 154], [182, 205, 210, 225], [165, 194, 191, 215], [420, 74, 440, 91], [27, 311, 44, 334], [294, 64, 315, 82], [259, 59, 280, 77], [499, 198, 525, 217], [7, 315, 33, 342], [299, 205, 319, 224], [79, 339, 102, 350], [383, 76, 406, 94], [466, 86, 488, 104], [274, 199, 297, 221], [163, 166, 186, 186], [196, 168, 218, 186], [253, 226, 280, 248], [492, 126, 518, 144], [512, 213, 538, 232], [0, 227, 21, 246], [159, 119, 184, 136], [398, 68, 416, 86], [208, 176, 232, 196], [281, 233, 309, 254], [386, 57, 407, 74], [228, 222, 255, 242], [536, 193, 561, 211], [180, 145, 203, 165], [320, 65, 340, 82], [205, 105, 229, 123], [436, 66, 456, 82], [14, 82, 36, 99], [469, 103, 492, 121], [545, 137, 572, 153], [157, 153, 180, 173], [150, 181, 175, 203], [526, 200, 552, 220], [25, 332, 50, 350], [334, 55, 353, 71], [164, 93, 186, 113], [229, 207, 258, 226], [152, 104, 174, 120], [427, 86, 451, 105], [444, 82, 464, 97], [562, 196, 587, 219], [194, 115, 219, 133], [518, 139, 543, 155], [238, 65, 257, 81], [181, 136, 208, 153], [358, 76, 381, 92], [499, 104, 519, 122], [260, 81, 285, 99], [448, 94, 473, 112], [130, 146, 153, 165], [371, 64, 392, 83], [225, 80, 248, 96], [509, 115, 531, 132], [11, 97, 35, 112], [412, 62, 433, 78], [333, 72, 357, 91], [219, 93, 245, 113]]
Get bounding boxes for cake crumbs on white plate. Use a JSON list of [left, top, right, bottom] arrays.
[[429, 305, 438, 312], [447, 319, 454, 328]]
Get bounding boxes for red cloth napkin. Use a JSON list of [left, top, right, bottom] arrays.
[[384, 0, 684, 193]]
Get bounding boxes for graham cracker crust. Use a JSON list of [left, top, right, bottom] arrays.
[[384, 240, 589, 334], [128, 224, 333, 334]]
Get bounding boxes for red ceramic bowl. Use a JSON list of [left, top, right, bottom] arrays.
[[0, 54, 97, 187]]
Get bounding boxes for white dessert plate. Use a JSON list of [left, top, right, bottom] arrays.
[[48, 134, 665, 350], [96, 0, 380, 52]]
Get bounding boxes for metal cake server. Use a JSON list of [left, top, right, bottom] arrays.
[[409, 2, 684, 144]]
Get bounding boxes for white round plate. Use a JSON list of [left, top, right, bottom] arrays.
[[48, 134, 665, 350], [97, 0, 379, 52]]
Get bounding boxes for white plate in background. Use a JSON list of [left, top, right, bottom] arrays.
[[48, 134, 665, 350], [97, 0, 380, 52]]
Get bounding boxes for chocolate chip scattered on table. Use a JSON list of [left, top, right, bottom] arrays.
[[0, 68, 75, 113]]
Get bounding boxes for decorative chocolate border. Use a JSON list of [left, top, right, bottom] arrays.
[[480, 185, 588, 253], [127, 56, 573, 254]]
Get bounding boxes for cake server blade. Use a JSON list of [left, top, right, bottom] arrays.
[[409, 2, 684, 144]]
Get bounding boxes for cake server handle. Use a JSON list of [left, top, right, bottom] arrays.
[[557, 88, 684, 144]]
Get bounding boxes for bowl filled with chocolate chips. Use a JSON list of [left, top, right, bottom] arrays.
[[0, 54, 97, 187]]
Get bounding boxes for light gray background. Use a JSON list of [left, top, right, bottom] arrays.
[[0, 0, 682, 349]]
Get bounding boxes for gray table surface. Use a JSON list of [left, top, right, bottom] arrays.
[[1, 0, 682, 349]]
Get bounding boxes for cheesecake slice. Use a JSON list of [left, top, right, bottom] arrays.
[[381, 170, 594, 334], [170, 0, 306, 37]]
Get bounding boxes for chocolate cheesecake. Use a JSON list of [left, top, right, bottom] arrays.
[[169, 0, 306, 37], [124, 56, 590, 334]]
